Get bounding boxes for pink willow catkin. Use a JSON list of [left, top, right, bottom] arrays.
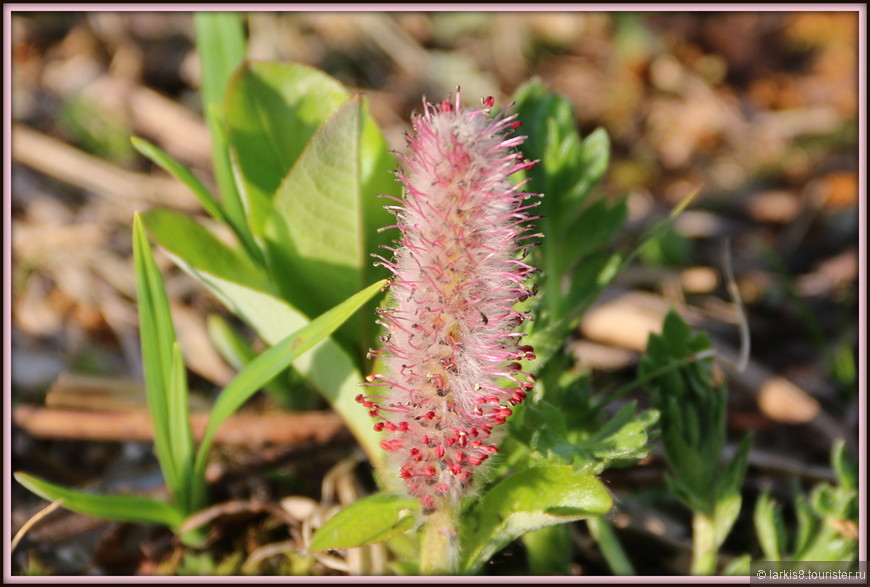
[[357, 92, 541, 514]]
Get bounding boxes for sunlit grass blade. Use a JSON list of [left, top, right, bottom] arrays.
[[191, 278, 388, 488], [130, 136, 228, 226], [168, 342, 196, 514], [133, 213, 181, 499], [14, 472, 184, 530], [194, 12, 254, 259]]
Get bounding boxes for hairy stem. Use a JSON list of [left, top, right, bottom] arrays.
[[419, 503, 460, 575]]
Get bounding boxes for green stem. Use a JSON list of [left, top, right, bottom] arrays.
[[419, 503, 460, 575], [691, 512, 718, 575], [587, 517, 635, 575]]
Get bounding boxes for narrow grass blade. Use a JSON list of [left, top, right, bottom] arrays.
[[133, 214, 194, 511], [131, 136, 227, 225], [194, 12, 253, 257], [192, 279, 388, 483], [168, 342, 196, 513], [133, 214, 180, 498], [14, 472, 184, 530]]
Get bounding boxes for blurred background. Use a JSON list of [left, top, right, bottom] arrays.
[[8, 10, 861, 576]]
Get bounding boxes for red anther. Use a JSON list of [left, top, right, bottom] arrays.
[[454, 451, 465, 462], [469, 427, 479, 437], [506, 362, 522, 371], [410, 448, 420, 456], [369, 409, 380, 418], [485, 444, 499, 453], [509, 120, 522, 129], [471, 439, 483, 447], [475, 396, 487, 405], [361, 400, 374, 408], [458, 435, 468, 448], [373, 422, 385, 432], [384, 422, 397, 432], [521, 380, 535, 391], [423, 411, 436, 420], [355, 393, 365, 403], [380, 439, 401, 453], [365, 374, 377, 382], [448, 462, 462, 475], [400, 469, 411, 479], [421, 494, 435, 510], [424, 466, 437, 477], [481, 424, 493, 434], [483, 96, 495, 108], [436, 483, 450, 494], [487, 395, 500, 404], [435, 445, 445, 458], [441, 100, 453, 112], [399, 421, 410, 432], [445, 436, 457, 447], [468, 453, 489, 466]]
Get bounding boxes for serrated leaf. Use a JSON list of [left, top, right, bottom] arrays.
[[460, 465, 612, 574], [14, 472, 184, 529], [309, 493, 420, 552]]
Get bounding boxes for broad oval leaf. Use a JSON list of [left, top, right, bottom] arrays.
[[460, 465, 612, 574], [309, 493, 420, 552], [264, 97, 364, 319], [225, 61, 350, 236], [14, 472, 184, 529]]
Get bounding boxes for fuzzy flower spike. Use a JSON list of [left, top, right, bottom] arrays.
[[358, 91, 541, 517]]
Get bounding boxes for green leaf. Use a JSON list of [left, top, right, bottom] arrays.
[[521, 524, 573, 575], [754, 490, 786, 561], [168, 343, 196, 513], [309, 493, 420, 552], [142, 208, 272, 294], [143, 209, 385, 468], [572, 127, 610, 205], [131, 137, 227, 225], [133, 214, 190, 510], [225, 61, 350, 236], [460, 465, 612, 574], [14, 472, 184, 529], [264, 96, 366, 332], [721, 554, 751, 575], [194, 12, 249, 245], [192, 278, 388, 488]]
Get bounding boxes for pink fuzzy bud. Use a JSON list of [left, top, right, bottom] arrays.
[[361, 90, 541, 512]]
